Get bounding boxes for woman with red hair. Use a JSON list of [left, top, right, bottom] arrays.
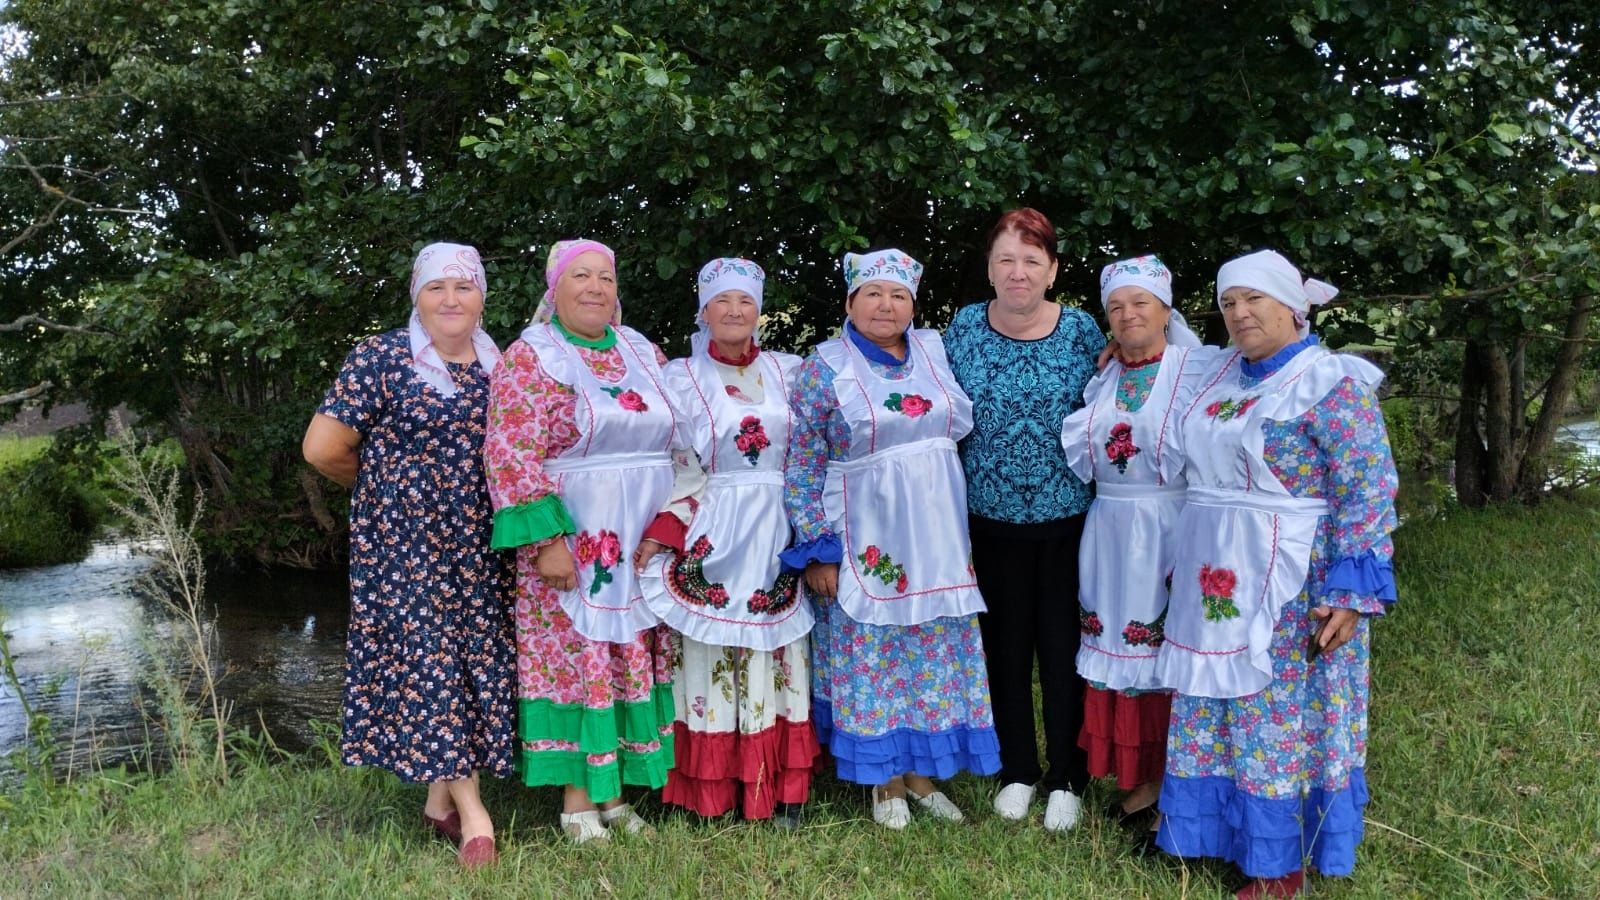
[[943, 209, 1105, 831]]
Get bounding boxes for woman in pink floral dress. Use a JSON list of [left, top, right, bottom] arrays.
[[484, 239, 681, 844]]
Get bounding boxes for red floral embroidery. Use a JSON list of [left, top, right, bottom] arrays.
[[857, 544, 907, 591], [1205, 396, 1258, 422], [573, 529, 622, 596], [1104, 421, 1141, 475], [667, 534, 799, 615], [733, 415, 771, 465], [602, 385, 649, 412], [1199, 564, 1240, 622], [1122, 606, 1167, 647], [883, 392, 932, 417], [1080, 609, 1104, 637]]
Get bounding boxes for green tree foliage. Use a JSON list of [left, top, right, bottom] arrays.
[[2, 0, 1596, 563]]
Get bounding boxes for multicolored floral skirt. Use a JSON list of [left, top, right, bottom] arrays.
[[1078, 685, 1171, 790], [811, 595, 1001, 785], [662, 635, 819, 819], [512, 554, 675, 804]]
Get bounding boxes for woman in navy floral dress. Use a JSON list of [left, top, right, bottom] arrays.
[[304, 242, 515, 869]]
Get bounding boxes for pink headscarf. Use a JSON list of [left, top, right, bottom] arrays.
[[528, 239, 620, 327]]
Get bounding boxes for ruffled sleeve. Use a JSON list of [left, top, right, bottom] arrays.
[[1061, 364, 1114, 484], [1307, 374, 1401, 613], [780, 352, 844, 571], [484, 339, 580, 550]]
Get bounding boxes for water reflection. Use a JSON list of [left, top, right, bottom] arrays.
[[0, 540, 348, 781]]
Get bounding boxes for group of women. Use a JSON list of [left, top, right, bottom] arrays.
[[303, 208, 1397, 899]]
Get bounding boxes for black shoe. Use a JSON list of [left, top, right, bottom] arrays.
[[1104, 798, 1158, 831], [773, 802, 803, 831]]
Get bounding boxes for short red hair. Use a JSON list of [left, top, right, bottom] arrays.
[[985, 208, 1058, 263], [979, 204, 1056, 259]]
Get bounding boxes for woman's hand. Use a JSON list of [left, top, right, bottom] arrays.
[[536, 540, 579, 592], [1097, 340, 1120, 371], [632, 538, 668, 573], [804, 562, 839, 600], [1309, 606, 1359, 657]]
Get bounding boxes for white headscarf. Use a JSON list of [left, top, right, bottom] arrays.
[[1215, 249, 1338, 339], [1098, 254, 1202, 348], [691, 257, 765, 357], [407, 242, 500, 398], [843, 249, 924, 299]]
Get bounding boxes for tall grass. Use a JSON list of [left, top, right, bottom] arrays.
[[1, 496, 1597, 897]]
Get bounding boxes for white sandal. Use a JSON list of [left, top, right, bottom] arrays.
[[598, 803, 655, 836], [559, 809, 610, 844], [906, 786, 965, 822], [871, 787, 912, 830]]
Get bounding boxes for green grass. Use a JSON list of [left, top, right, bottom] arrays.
[[3, 498, 1598, 897], [0, 435, 50, 468]]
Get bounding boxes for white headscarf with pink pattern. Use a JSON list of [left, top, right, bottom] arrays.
[[407, 242, 500, 398]]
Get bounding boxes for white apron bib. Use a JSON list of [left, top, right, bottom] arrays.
[[528, 323, 678, 643], [640, 351, 815, 651], [1155, 344, 1380, 698], [819, 330, 985, 627], [1061, 349, 1197, 691]]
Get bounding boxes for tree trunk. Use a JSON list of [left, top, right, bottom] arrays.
[[1516, 292, 1596, 498], [1454, 346, 1487, 507], [1480, 340, 1517, 503]]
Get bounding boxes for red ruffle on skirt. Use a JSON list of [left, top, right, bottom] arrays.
[[1078, 686, 1172, 790], [662, 717, 821, 819]]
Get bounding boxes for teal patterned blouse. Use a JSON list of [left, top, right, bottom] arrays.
[[943, 301, 1106, 524]]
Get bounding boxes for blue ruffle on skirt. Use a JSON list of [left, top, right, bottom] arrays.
[[813, 700, 1001, 786], [1155, 768, 1370, 878]]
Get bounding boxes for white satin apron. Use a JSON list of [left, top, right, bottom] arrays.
[[1062, 348, 1197, 691], [1154, 345, 1382, 698], [818, 330, 985, 627], [528, 323, 678, 644], [640, 351, 814, 651]]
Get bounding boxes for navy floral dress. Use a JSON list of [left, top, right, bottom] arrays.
[[318, 328, 516, 783]]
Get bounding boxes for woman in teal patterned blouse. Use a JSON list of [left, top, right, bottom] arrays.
[[942, 208, 1105, 831]]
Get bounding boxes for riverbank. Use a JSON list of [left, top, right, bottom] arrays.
[[3, 496, 1598, 897]]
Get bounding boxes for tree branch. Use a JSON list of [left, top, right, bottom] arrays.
[[0, 382, 51, 406], [0, 314, 113, 337], [0, 194, 70, 256]]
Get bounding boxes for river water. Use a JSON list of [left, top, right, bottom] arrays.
[[2, 419, 1597, 781], [0, 541, 347, 780]]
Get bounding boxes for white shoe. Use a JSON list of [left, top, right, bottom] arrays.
[[871, 787, 912, 830], [993, 782, 1036, 820], [598, 803, 655, 836], [559, 810, 610, 844], [1043, 789, 1083, 832], [906, 787, 965, 822]]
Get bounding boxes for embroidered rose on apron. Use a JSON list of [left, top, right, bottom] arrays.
[[1104, 422, 1141, 474], [883, 392, 933, 417], [734, 415, 770, 465]]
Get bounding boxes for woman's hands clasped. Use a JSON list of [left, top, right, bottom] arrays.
[[804, 562, 840, 601], [1308, 606, 1360, 657], [535, 540, 579, 592], [632, 539, 668, 573]]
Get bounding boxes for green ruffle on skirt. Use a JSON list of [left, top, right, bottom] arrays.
[[514, 683, 676, 804], [490, 494, 576, 551]]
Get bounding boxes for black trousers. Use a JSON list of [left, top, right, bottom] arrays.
[[970, 513, 1090, 794]]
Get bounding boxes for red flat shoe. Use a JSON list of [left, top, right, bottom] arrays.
[[458, 835, 498, 870], [1235, 870, 1305, 899], [423, 810, 462, 843]]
